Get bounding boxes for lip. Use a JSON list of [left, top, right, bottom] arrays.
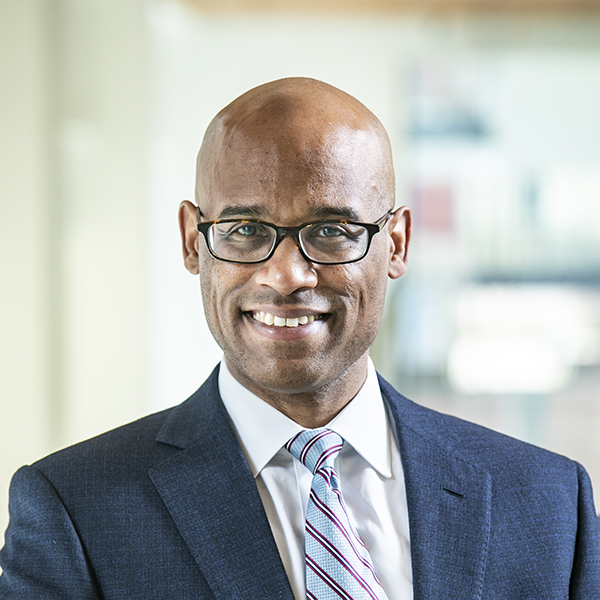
[[242, 309, 329, 340]]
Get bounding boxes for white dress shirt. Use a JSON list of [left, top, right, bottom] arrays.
[[219, 358, 413, 600]]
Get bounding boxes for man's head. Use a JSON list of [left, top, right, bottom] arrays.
[[179, 77, 410, 422]]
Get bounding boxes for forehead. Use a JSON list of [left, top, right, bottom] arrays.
[[198, 123, 391, 223]]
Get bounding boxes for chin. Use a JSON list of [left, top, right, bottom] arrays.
[[242, 361, 329, 396]]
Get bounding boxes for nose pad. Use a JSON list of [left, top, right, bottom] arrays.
[[274, 233, 301, 253], [269, 234, 307, 263], [254, 235, 318, 295]]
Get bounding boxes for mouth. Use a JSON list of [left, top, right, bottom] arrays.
[[250, 310, 326, 328]]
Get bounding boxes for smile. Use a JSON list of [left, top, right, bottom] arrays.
[[251, 311, 323, 328]]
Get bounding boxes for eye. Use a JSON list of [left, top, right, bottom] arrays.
[[225, 222, 271, 239], [234, 224, 259, 237], [310, 223, 365, 241], [312, 224, 348, 238], [216, 221, 274, 252]]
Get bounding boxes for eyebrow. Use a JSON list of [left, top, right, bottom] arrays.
[[310, 206, 362, 221], [217, 205, 267, 220], [216, 204, 362, 222]]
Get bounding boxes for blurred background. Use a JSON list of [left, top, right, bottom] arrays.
[[2, 0, 600, 539]]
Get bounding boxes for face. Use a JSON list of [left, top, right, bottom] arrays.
[[180, 107, 410, 401]]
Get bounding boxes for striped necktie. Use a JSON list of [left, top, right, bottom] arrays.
[[285, 428, 389, 600]]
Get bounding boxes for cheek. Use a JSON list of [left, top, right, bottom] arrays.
[[337, 253, 389, 299], [353, 262, 389, 324], [199, 271, 220, 341], [198, 260, 229, 331], [199, 259, 252, 319]]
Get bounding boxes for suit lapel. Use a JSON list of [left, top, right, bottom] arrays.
[[381, 378, 492, 600], [149, 368, 294, 600]]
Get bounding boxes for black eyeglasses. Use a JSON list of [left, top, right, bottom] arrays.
[[196, 210, 392, 265]]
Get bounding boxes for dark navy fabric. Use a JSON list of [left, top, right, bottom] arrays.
[[0, 366, 598, 599]]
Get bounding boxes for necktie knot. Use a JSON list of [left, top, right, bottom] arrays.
[[285, 428, 344, 475]]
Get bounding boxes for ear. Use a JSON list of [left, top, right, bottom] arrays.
[[387, 206, 411, 280], [179, 200, 200, 275]]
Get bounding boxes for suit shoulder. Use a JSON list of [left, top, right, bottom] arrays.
[[33, 406, 177, 477], [379, 376, 580, 483], [32, 368, 222, 484]]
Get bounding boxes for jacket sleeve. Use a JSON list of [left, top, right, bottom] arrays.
[[570, 462, 600, 598], [0, 465, 101, 600]]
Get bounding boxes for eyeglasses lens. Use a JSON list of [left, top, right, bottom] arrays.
[[299, 223, 368, 263], [210, 222, 276, 263]]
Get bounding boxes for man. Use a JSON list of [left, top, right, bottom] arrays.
[[0, 78, 598, 599]]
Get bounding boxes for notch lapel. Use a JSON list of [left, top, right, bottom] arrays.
[[149, 369, 294, 600], [381, 379, 492, 600]]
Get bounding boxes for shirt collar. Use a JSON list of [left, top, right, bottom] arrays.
[[218, 358, 392, 479]]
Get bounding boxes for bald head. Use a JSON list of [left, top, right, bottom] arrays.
[[195, 78, 395, 218]]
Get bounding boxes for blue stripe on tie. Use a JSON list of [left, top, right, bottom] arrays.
[[308, 492, 380, 583], [306, 555, 354, 600], [306, 523, 381, 598], [310, 485, 370, 557]]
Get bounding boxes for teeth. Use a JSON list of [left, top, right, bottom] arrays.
[[252, 311, 319, 327]]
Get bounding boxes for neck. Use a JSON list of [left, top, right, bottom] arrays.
[[225, 355, 370, 429]]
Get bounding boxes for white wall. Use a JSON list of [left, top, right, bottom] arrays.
[[0, 0, 54, 539], [0, 0, 147, 539]]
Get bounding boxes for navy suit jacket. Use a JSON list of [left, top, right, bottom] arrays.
[[1, 366, 599, 599]]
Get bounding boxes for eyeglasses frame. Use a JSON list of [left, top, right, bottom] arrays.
[[195, 208, 393, 265]]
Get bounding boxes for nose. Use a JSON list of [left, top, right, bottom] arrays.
[[253, 235, 318, 296]]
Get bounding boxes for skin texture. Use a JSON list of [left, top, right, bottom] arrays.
[[179, 77, 411, 427]]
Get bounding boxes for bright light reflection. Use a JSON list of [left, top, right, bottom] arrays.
[[448, 334, 572, 395], [448, 285, 600, 395]]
